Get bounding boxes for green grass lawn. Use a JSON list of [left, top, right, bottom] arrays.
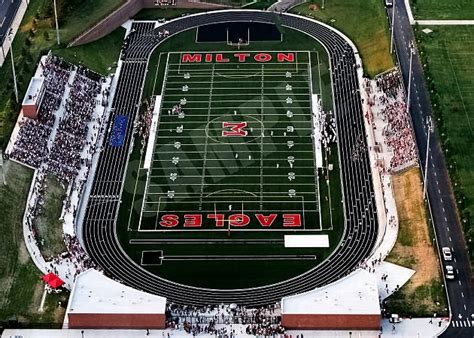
[[36, 176, 67, 259], [57, 0, 125, 43], [386, 278, 447, 317], [291, 0, 394, 78], [53, 27, 125, 74], [416, 26, 474, 256], [0, 161, 67, 326], [411, 0, 474, 20]]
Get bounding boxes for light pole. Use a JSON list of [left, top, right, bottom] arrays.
[[423, 116, 433, 200], [8, 30, 19, 103], [53, 0, 60, 45], [322, 0, 325, 9], [407, 41, 415, 113], [390, 0, 396, 54]]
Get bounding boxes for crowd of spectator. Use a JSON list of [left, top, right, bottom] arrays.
[[380, 100, 417, 171], [7, 53, 105, 184], [165, 303, 285, 336], [6, 54, 75, 168], [37, 91, 60, 127], [137, 99, 154, 145], [47, 67, 103, 183], [365, 70, 417, 172], [42, 54, 73, 96], [7, 119, 50, 167], [61, 233, 98, 278]]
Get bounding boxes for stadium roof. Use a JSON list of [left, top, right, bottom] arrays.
[[281, 269, 380, 315], [66, 269, 166, 314]]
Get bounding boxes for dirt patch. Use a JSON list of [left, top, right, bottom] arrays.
[[53, 304, 66, 323], [387, 168, 446, 315], [390, 168, 439, 286]]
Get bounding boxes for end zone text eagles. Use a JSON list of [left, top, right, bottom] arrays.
[[158, 213, 302, 228]]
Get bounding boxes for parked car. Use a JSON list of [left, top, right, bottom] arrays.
[[389, 314, 402, 323], [445, 265, 455, 280], [442, 247, 452, 261], [385, 0, 394, 7]]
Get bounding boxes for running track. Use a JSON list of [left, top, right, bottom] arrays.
[[82, 10, 379, 306]]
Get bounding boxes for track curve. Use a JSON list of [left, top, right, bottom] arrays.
[[82, 10, 379, 306]]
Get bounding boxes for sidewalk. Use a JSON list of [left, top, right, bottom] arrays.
[[381, 318, 448, 337], [1, 319, 449, 338], [416, 20, 474, 25]]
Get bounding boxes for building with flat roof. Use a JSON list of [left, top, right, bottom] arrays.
[[66, 269, 167, 329], [22, 76, 45, 118], [281, 269, 381, 330]]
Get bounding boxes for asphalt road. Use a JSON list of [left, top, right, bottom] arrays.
[[389, 1, 473, 336], [0, 0, 21, 48]]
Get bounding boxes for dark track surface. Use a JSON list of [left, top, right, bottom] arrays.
[[82, 11, 379, 306]]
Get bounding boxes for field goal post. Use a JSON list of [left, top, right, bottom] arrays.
[[226, 28, 250, 49]]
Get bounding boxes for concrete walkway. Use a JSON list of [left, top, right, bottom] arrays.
[[381, 318, 449, 337], [415, 20, 474, 25], [268, 0, 305, 12], [0, 318, 449, 338]]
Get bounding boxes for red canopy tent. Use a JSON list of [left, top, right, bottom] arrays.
[[42, 272, 64, 288]]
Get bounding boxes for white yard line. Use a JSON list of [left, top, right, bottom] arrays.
[[259, 63, 265, 210], [198, 64, 215, 209]]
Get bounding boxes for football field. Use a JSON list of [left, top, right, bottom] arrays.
[[119, 49, 343, 288], [139, 51, 322, 232]]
